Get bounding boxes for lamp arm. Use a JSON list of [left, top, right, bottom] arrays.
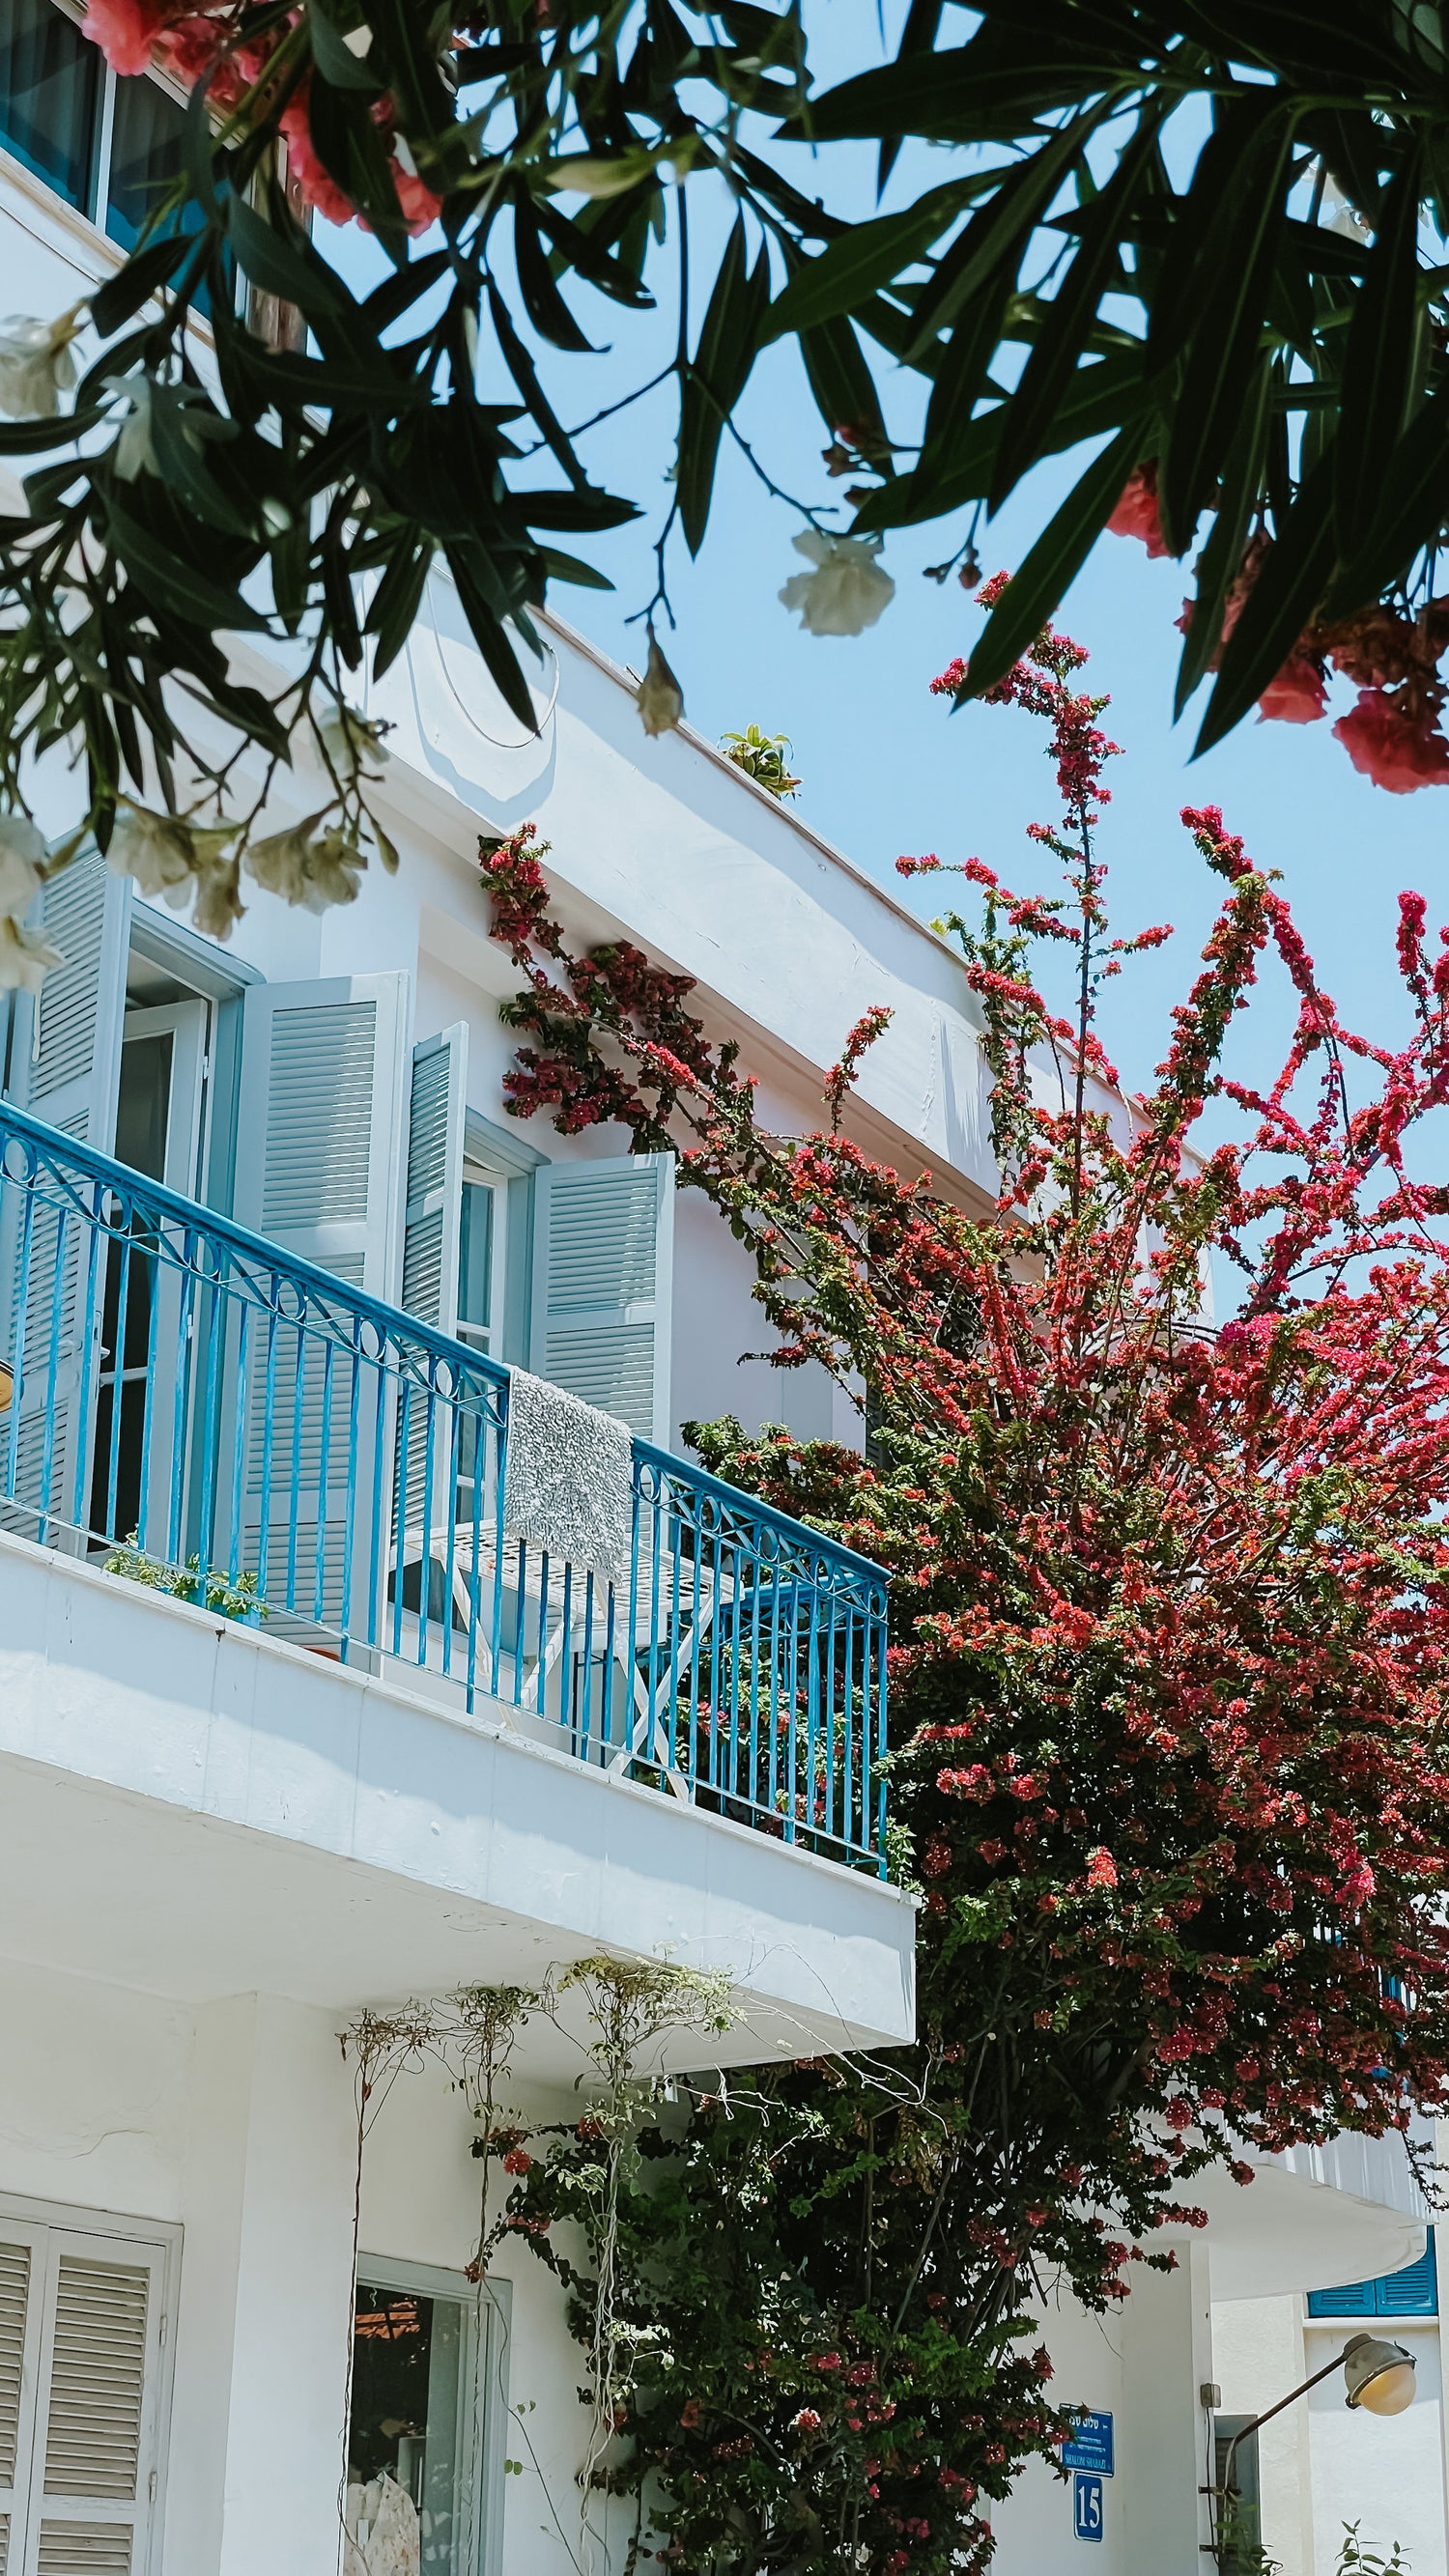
[[1217, 2349, 1350, 2504]]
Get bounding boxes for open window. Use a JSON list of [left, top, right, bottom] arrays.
[[348, 2262, 509, 2576]]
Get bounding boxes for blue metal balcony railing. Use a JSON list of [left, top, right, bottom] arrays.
[[0, 1103, 890, 1873]]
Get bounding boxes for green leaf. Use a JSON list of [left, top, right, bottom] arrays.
[[1333, 142, 1425, 551], [513, 489, 641, 532], [762, 180, 986, 345], [678, 219, 771, 554], [308, 1, 386, 93], [989, 107, 1163, 512], [852, 348, 1147, 533], [953, 421, 1150, 702], [444, 544, 540, 736], [514, 192, 597, 354], [1159, 101, 1296, 552], [1194, 454, 1336, 756], [903, 116, 1107, 363], [877, 0, 944, 192], [540, 548, 613, 589], [226, 192, 347, 320], [1321, 384, 1449, 616], [0, 410, 106, 455], [488, 280, 587, 491], [366, 531, 435, 677], [1173, 360, 1271, 719], [798, 308, 892, 465], [788, 35, 1132, 146], [91, 234, 194, 339], [104, 500, 268, 635]]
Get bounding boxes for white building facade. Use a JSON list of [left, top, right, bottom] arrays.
[[0, 14, 1438, 2574]]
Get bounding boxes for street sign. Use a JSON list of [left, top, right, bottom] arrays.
[[1073, 2474, 1105, 2543], [1063, 2411, 1114, 2476]]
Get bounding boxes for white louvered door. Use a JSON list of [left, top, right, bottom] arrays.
[[0, 852, 131, 1543], [528, 1153, 674, 1442], [397, 1025, 468, 1545], [228, 976, 408, 1628], [0, 2228, 43, 2576], [0, 2211, 170, 2576]]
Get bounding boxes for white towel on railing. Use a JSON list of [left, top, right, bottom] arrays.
[[503, 1366, 633, 1592]]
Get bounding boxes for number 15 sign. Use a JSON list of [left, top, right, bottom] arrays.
[[1073, 2474, 1105, 2543]]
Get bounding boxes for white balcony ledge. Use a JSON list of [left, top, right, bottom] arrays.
[[0, 1526, 916, 2080]]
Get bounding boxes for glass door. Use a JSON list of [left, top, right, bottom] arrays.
[[87, 1001, 207, 1553]]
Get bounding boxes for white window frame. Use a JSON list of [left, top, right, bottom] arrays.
[[40, 0, 194, 241], [0, 2191, 180, 2576], [352, 2255, 511, 2576], [454, 1162, 510, 1365]]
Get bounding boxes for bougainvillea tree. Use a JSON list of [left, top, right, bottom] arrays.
[[475, 601, 1449, 2571]]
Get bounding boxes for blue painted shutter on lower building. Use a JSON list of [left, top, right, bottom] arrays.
[[1307, 2227, 1437, 2318]]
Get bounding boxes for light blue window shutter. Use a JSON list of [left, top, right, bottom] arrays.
[[397, 1025, 468, 1543], [400, 1025, 468, 1335], [0, 851, 131, 1541], [528, 1153, 673, 1442], [227, 977, 408, 1625], [232, 977, 408, 1294]]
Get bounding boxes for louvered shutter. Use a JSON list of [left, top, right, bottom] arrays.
[[396, 1026, 468, 1545], [0, 852, 130, 1543], [528, 1154, 673, 1443], [11, 2225, 167, 2576], [225, 977, 408, 1628], [400, 1027, 468, 1336], [0, 2234, 41, 2576]]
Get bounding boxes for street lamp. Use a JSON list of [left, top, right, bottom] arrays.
[[1208, 2335, 1416, 2566]]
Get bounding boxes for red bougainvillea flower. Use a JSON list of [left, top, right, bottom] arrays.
[[1332, 689, 1449, 792], [1258, 657, 1326, 724], [1086, 1848, 1118, 1890], [1106, 464, 1169, 559], [82, 0, 176, 74]]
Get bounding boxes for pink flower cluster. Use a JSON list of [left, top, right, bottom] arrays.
[[80, 0, 441, 235]]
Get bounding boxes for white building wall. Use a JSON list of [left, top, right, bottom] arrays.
[[989, 2249, 1214, 2576]]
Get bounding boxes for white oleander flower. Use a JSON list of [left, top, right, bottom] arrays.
[[108, 375, 157, 482], [316, 701, 391, 778], [779, 531, 895, 637], [0, 307, 83, 421], [0, 812, 45, 919], [637, 635, 684, 737], [0, 915, 63, 992], [106, 799, 196, 900], [300, 825, 364, 912], [245, 812, 362, 912], [190, 849, 244, 941]]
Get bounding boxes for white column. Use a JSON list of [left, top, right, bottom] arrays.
[[162, 1995, 357, 2576], [1120, 2242, 1215, 2576]]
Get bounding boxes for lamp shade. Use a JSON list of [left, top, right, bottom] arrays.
[[1343, 2334, 1417, 2415]]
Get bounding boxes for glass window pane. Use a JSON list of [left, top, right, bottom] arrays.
[[0, 0, 100, 212], [457, 1182, 495, 1336], [105, 71, 203, 254], [350, 2280, 469, 2572]]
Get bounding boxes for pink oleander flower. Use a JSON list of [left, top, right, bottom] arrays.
[[83, 0, 174, 74], [1332, 690, 1449, 793], [1258, 656, 1326, 724], [279, 93, 356, 228], [394, 167, 443, 236], [1107, 463, 1168, 559]]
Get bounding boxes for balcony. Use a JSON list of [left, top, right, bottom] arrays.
[[0, 1099, 891, 1878]]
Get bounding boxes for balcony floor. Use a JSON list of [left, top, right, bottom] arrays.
[[0, 1526, 915, 2081]]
